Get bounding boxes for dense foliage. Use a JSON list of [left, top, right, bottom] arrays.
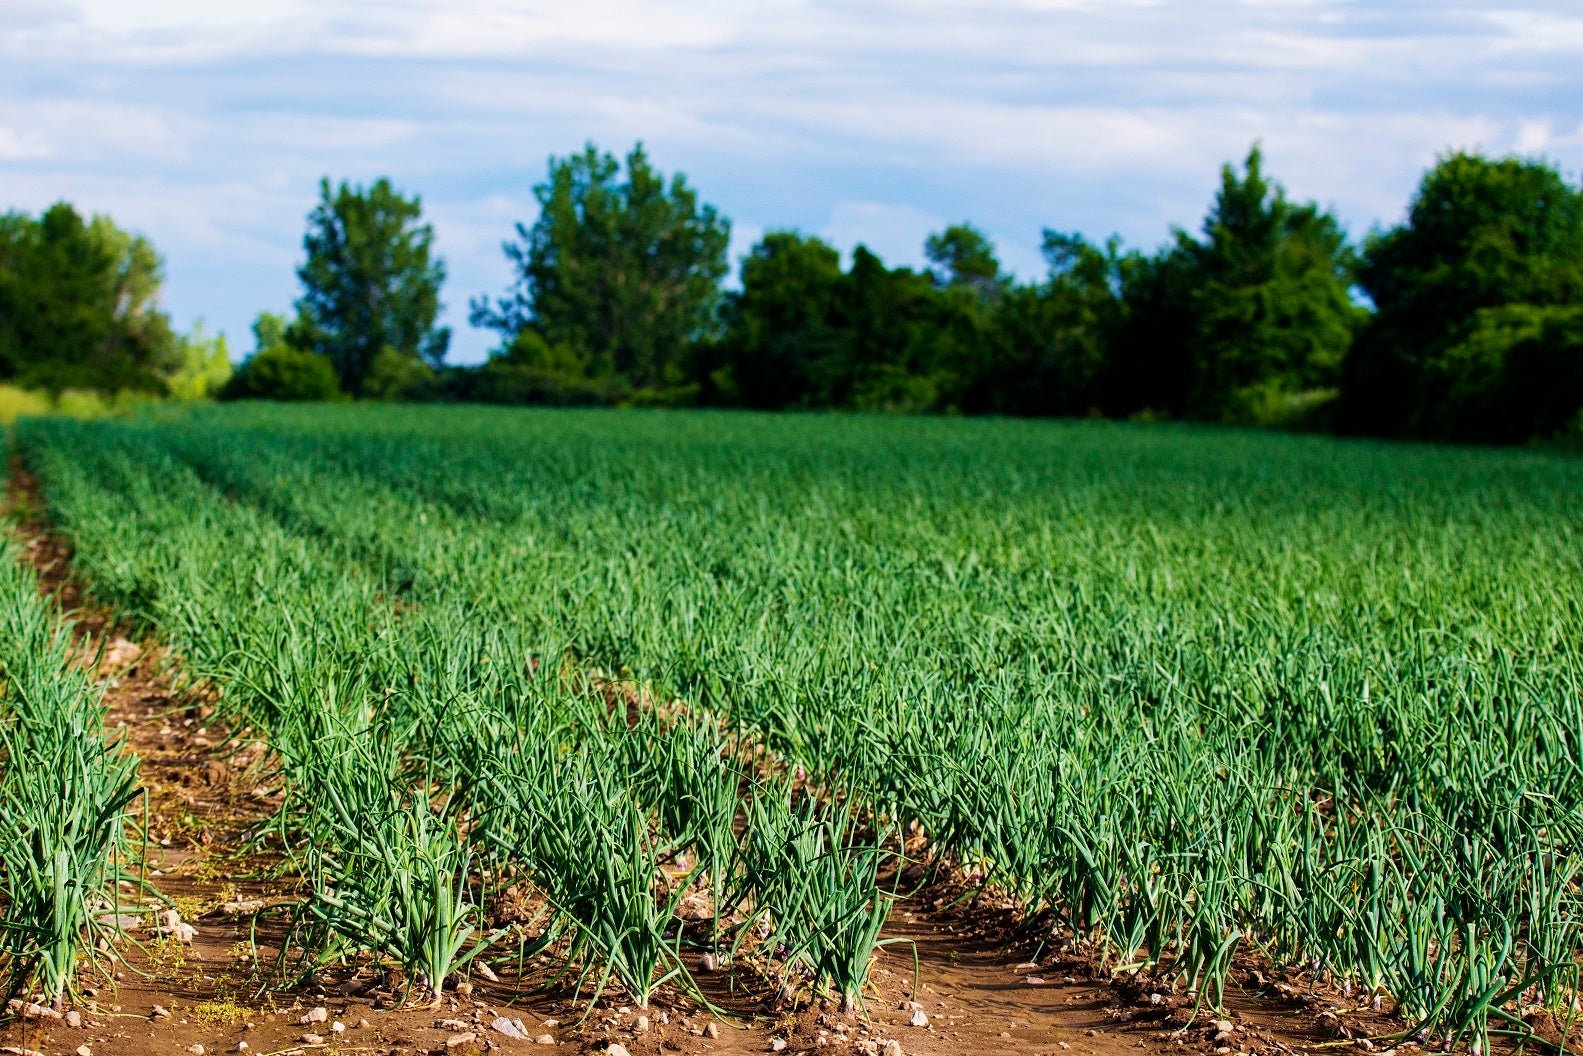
[[470, 143, 732, 398], [15, 404, 1583, 1039], [1342, 153, 1583, 442], [0, 203, 177, 393], [4, 145, 1581, 445], [287, 177, 449, 397]]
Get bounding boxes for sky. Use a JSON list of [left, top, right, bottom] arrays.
[[3, 1, 1582, 364]]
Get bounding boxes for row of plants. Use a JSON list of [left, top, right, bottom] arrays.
[[0, 448, 142, 1005], [14, 404, 1583, 1047]]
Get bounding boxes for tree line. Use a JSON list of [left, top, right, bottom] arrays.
[[4, 143, 1581, 444]]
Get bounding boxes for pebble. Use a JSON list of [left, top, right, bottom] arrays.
[[1212, 1019, 1236, 1035], [151, 1005, 171, 1020], [909, 1010, 928, 1028], [636, 1014, 650, 1032], [187, 1046, 206, 1055], [882, 1041, 904, 1056], [704, 1022, 721, 1039], [300, 1006, 330, 1025], [65, 1010, 83, 1028], [534, 1035, 555, 1046], [492, 1017, 531, 1041], [445, 1034, 478, 1050], [436, 1018, 471, 1031], [299, 1034, 324, 1045], [236, 1044, 249, 1053], [606, 1045, 632, 1056], [771, 1040, 788, 1052], [699, 951, 719, 972], [331, 1020, 346, 1033], [1025, 976, 1047, 986], [77, 1047, 94, 1056]]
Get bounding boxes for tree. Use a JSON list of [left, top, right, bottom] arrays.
[[292, 177, 449, 396], [0, 202, 176, 393], [715, 231, 846, 408], [1341, 152, 1583, 440], [925, 223, 1002, 297], [164, 321, 233, 400], [1181, 146, 1359, 419], [221, 312, 342, 401], [471, 143, 731, 393]]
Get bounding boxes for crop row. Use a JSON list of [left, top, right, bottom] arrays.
[[0, 439, 141, 1005], [14, 405, 1583, 1043]]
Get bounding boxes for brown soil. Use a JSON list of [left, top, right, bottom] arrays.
[[1, 455, 1409, 1056]]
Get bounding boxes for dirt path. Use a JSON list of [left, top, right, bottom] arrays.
[[1, 454, 1384, 1056]]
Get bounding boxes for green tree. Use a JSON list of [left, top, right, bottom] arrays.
[[292, 177, 449, 396], [471, 143, 731, 392], [164, 321, 233, 400], [0, 203, 176, 393], [222, 312, 342, 401], [1341, 152, 1583, 440], [973, 232, 1121, 416], [1182, 146, 1359, 419], [715, 231, 846, 408], [925, 223, 1002, 296]]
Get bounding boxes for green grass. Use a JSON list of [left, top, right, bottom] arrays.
[[12, 403, 1583, 1042]]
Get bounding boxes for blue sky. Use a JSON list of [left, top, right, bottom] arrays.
[[4, 1, 1582, 364]]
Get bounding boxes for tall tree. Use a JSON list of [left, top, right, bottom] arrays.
[[0, 202, 175, 392], [716, 231, 846, 408], [1341, 152, 1583, 441], [925, 223, 1002, 297], [470, 143, 731, 392], [292, 177, 448, 396], [1181, 146, 1359, 419]]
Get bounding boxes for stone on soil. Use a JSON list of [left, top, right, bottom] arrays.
[[492, 1016, 530, 1040]]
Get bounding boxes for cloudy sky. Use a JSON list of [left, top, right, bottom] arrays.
[[4, 1, 1582, 363]]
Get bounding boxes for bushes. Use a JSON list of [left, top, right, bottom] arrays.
[[220, 344, 343, 402]]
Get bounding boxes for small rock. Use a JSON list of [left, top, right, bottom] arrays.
[[65, 1009, 84, 1028], [606, 1045, 633, 1056], [534, 1035, 554, 1046], [882, 1041, 904, 1056], [301, 1006, 330, 1025], [236, 1044, 249, 1053], [221, 900, 263, 915], [151, 1005, 171, 1020], [492, 1017, 530, 1041], [331, 1021, 346, 1033], [445, 1034, 478, 1050], [357, 1017, 372, 1029], [704, 1022, 720, 1039], [78, 1046, 94, 1056], [771, 1040, 787, 1052], [1212, 1019, 1235, 1035], [436, 1019, 471, 1031], [188, 1046, 206, 1055], [454, 982, 473, 998], [299, 1034, 324, 1045], [699, 951, 719, 972], [908, 1010, 928, 1028], [636, 1014, 650, 1032]]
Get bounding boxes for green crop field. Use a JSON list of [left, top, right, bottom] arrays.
[[4, 404, 1582, 1046]]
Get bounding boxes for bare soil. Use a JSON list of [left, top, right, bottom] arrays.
[[2, 456, 1404, 1056]]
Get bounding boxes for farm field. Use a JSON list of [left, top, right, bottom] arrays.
[[3, 404, 1582, 1056]]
